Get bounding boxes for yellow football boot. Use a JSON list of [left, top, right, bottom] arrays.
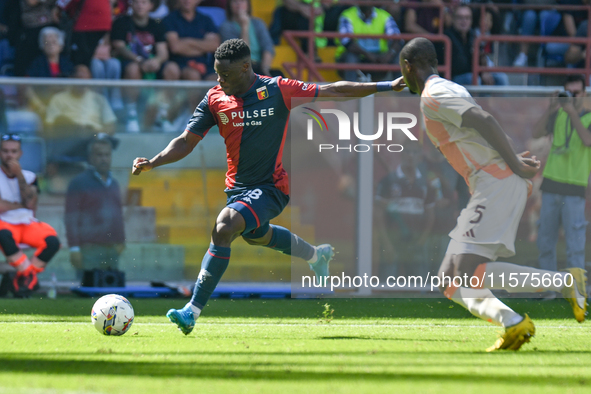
[[486, 314, 535, 352], [561, 268, 587, 323]]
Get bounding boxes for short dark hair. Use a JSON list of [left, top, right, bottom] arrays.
[[215, 39, 250, 63], [400, 37, 438, 69], [87, 134, 114, 158], [565, 74, 586, 88]]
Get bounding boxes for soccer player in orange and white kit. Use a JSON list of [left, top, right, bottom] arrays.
[[397, 37, 587, 351]]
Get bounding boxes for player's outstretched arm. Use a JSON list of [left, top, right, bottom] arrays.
[[317, 76, 406, 98], [462, 107, 540, 179], [132, 131, 202, 176]]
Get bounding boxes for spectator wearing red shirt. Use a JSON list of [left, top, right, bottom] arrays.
[[57, 0, 112, 67]]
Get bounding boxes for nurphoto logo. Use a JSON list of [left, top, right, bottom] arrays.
[[303, 108, 418, 152]]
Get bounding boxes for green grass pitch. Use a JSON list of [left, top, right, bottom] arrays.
[[0, 297, 590, 394]]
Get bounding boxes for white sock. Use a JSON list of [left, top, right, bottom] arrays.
[[480, 262, 567, 293], [307, 247, 318, 263], [187, 303, 202, 318], [447, 286, 523, 328]]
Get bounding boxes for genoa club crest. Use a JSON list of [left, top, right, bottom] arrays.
[[256, 86, 269, 100]]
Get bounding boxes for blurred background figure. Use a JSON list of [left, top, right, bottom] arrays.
[[532, 74, 591, 272], [0, 133, 60, 297], [43, 65, 116, 176], [336, 0, 401, 82], [65, 135, 125, 280], [56, 0, 112, 69], [219, 0, 275, 76], [111, 0, 171, 132], [4, 0, 58, 76], [27, 26, 74, 78], [374, 143, 435, 278], [444, 5, 508, 86], [403, 0, 451, 35], [162, 0, 220, 81]]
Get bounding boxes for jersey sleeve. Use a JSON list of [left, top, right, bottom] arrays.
[[422, 88, 478, 128], [185, 92, 216, 138], [277, 77, 319, 110]]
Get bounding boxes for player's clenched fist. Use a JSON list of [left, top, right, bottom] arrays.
[[391, 76, 407, 92], [132, 157, 153, 175]]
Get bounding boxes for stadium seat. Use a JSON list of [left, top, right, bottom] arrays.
[[199, 6, 227, 28], [6, 110, 42, 135], [271, 45, 297, 77], [251, 0, 274, 26], [20, 136, 46, 174], [317, 47, 340, 82], [127, 168, 314, 281]]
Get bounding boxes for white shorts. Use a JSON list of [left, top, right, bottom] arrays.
[[447, 173, 530, 261]]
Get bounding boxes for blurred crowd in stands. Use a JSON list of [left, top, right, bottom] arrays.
[[0, 0, 588, 139]]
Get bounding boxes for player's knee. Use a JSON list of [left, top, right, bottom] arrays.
[[0, 229, 19, 256], [211, 222, 238, 244], [242, 236, 265, 246], [37, 235, 60, 263]]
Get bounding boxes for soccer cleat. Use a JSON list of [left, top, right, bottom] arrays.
[[486, 314, 535, 352], [308, 244, 334, 286], [12, 266, 39, 298], [561, 268, 587, 323], [166, 305, 195, 335]]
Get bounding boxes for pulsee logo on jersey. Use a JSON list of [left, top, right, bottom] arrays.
[[302, 108, 418, 153], [218, 112, 230, 125], [218, 108, 276, 127]]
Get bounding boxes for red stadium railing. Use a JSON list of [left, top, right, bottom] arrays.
[[471, 3, 591, 85], [281, 0, 449, 82], [281, 1, 591, 84], [281, 31, 452, 82]]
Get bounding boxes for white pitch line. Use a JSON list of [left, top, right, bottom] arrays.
[[0, 321, 587, 329], [0, 388, 103, 394]]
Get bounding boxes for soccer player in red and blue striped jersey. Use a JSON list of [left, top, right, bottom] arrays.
[[132, 39, 406, 335]]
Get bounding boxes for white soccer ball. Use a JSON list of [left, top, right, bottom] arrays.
[[91, 294, 134, 336]]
